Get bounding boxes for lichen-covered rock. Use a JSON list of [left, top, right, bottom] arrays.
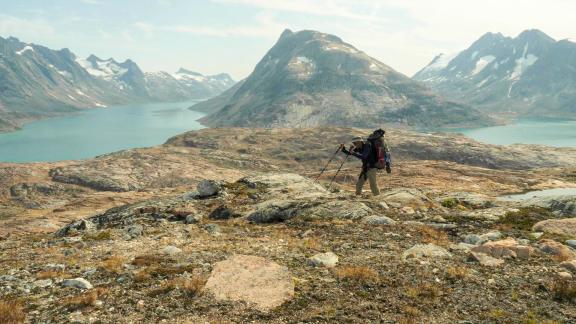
[[197, 179, 222, 197], [402, 244, 452, 260], [55, 219, 96, 237], [307, 252, 339, 268], [362, 215, 397, 225], [532, 218, 576, 237], [205, 255, 294, 311], [538, 239, 575, 260], [247, 199, 372, 223], [62, 278, 93, 289], [380, 188, 435, 209]]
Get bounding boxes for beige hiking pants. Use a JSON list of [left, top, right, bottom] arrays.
[[356, 168, 380, 196]]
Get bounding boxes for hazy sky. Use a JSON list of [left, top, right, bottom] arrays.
[[1, 0, 575, 80]]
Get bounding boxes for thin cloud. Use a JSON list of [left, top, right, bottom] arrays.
[[134, 13, 284, 38], [211, 0, 382, 21], [0, 14, 55, 39]]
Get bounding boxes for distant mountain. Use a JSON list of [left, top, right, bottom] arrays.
[[191, 29, 493, 129], [0, 36, 235, 132], [414, 29, 576, 118], [144, 68, 235, 102]]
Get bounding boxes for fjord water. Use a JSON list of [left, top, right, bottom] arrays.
[[0, 101, 205, 162], [453, 118, 576, 147]]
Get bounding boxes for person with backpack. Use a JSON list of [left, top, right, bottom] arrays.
[[339, 129, 391, 196]]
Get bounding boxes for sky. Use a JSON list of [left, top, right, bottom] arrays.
[[1, 0, 575, 80]]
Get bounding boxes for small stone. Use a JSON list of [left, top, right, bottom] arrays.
[[62, 278, 93, 290], [379, 202, 389, 210], [209, 205, 240, 220], [530, 232, 544, 240], [137, 300, 145, 309], [401, 206, 415, 215], [161, 246, 182, 256], [362, 215, 397, 225], [202, 223, 221, 235], [468, 252, 505, 267], [488, 278, 496, 285], [559, 260, 576, 273], [450, 243, 475, 252], [557, 271, 573, 280], [83, 268, 97, 277], [185, 214, 202, 224], [464, 234, 482, 245], [430, 215, 446, 223], [126, 224, 143, 239], [307, 252, 339, 268], [197, 179, 222, 197], [565, 240, 576, 249], [34, 279, 53, 289]]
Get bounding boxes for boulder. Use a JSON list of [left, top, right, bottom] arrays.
[[307, 252, 339, 268], [208, 205, 241, 220], [538, 239, 575, 260], [62, 278, 93, 290], [471, 238, 533, 259], [557, 272, 573, 280], [197, 179, 222, 197], [533, 218, 576, 237], [205, 255, 294, 311], [566, 240, 576, 249], [185, 214, 202, 224], [247, 199, 372, 223], [55, 219, 96, 237], [362, 215, 397, 225], [468, 252, 505, 267], [402, 243, 452, 260]]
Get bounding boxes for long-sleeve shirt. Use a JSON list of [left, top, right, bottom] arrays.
[[342, 142, 376, 168]]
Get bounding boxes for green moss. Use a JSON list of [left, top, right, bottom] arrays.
[[83, 230, 111, 241], [441, 198, 459, 208], [498, 207, 556, 231]]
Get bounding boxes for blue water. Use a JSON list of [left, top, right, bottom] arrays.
[[0, 101, 205, 162], [452, 118, 576, 147]]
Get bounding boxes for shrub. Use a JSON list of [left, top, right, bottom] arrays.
[[100, 255, 126, 274], [551, 278, 576, 303], [60, 288, 108, 310], [334, 266, 379, 284], [0, 299, 26, 324], [445, 266, 469, 281], [499, 207, 555, 231]]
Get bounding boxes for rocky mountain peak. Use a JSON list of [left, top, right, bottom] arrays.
[[516, 29, 555, 43], [191, 29, 492, 129]]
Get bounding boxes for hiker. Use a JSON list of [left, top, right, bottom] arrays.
[[339, 130, 391, 196]]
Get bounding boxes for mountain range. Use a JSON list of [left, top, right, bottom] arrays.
[[191, 29, 494, 129], [0, 36, 235, 132], [414, 29, 576, 118]]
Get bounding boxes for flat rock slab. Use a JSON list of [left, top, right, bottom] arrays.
[[205, 255, 294, 311], [533, 218, 576, 237]]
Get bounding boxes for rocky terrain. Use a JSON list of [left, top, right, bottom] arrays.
[[1, 127, 576, 323], [191, 29, 493, 129], [0, 36, 235, 133], [414, 29, 576, 118]]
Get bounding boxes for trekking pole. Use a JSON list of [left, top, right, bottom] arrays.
[[313, 146, 342, 182], [328, 153, 350, 189]]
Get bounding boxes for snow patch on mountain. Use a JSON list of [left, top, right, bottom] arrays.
[[510, 54, 538, 80], [16, 45, 34, 55], [472, 55, 496, 75]]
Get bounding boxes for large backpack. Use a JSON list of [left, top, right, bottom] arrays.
[[367, 129, 390, 171]]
